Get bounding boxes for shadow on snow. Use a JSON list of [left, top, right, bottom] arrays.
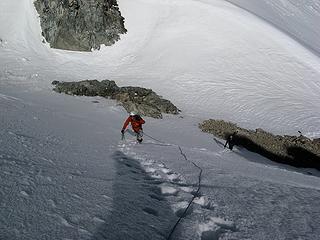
[[215, 136, 320, 176], [92, 151, 181, 240]]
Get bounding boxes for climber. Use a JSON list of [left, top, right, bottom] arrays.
[[121, 112, 145, 143], [224, 131, 237, 150]]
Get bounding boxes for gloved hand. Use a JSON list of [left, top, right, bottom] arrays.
[[121, 129, 125, 134]]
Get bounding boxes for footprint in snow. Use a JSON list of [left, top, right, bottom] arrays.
[[167, 173, 182, 182], [158, 165, 187, 183], [115, 146, 234, 237], [130, 169, 141, 174], [173, 201, 193, 217], [160, 185, 179, 196], [70, 193, 83, 200], [20, 190, 30, 197], [68, 214, 82, 224], [143, 207, 159, 216], [78, 228, 92, 237], [141, 159, 155, 166], [93, 216, 106, 223], [157, 163, 165, 168], [180, 186, 194, 193], [149, 193, 165, 201], [161, 168, 173, 175], [198, 217, 236, 240], [40, 157, 54, 164], [70, 170, 82, 176], [48, 213, 73, 228], [48, 199, 57, 208], [145, 167, 157, 173], [19, 177, 32, 186], [150, 173, 162, 179], [194, 196, 215, 210], [144, 175, 164, 184], [102, 194, 112, 200]]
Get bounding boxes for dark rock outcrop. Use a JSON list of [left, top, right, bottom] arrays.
[[34, 0, 127, 51], [199, 119, 320, 170], [53, 79, 119, 97], [53, 80, 180, 118]]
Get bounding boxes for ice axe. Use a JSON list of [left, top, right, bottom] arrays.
[[121, 130, 125, 140]]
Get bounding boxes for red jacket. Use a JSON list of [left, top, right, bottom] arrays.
[[122, 115, 145, 133]]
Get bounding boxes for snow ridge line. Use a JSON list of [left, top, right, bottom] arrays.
[[144, 133, 203, 240]]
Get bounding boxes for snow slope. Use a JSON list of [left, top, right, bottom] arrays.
[[225, 0, 320, 56], [1, 0, 320, 136], [1, 88, 320, 239], [1, 0, 320, 239]]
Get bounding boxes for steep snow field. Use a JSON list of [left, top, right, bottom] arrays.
[[1, 89, 320, 239], [1, 0, 320, 136], [1, 0, 320, 239], [226, 0, 320, 56]]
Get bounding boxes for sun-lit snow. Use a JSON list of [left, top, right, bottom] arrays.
[[225, 0, 320, 56], [1, 0, 320, 239], [1, 0, 320, 136]]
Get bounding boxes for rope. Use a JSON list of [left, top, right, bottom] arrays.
[[178, 146, 203, 194], [143, 132, 172, 146], [143, 133, 203, 240]]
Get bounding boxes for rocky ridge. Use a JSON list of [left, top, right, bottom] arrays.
[[34, 0, 127, 51], [199, 119, 320, 171], [52, 80, 180, 118]]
